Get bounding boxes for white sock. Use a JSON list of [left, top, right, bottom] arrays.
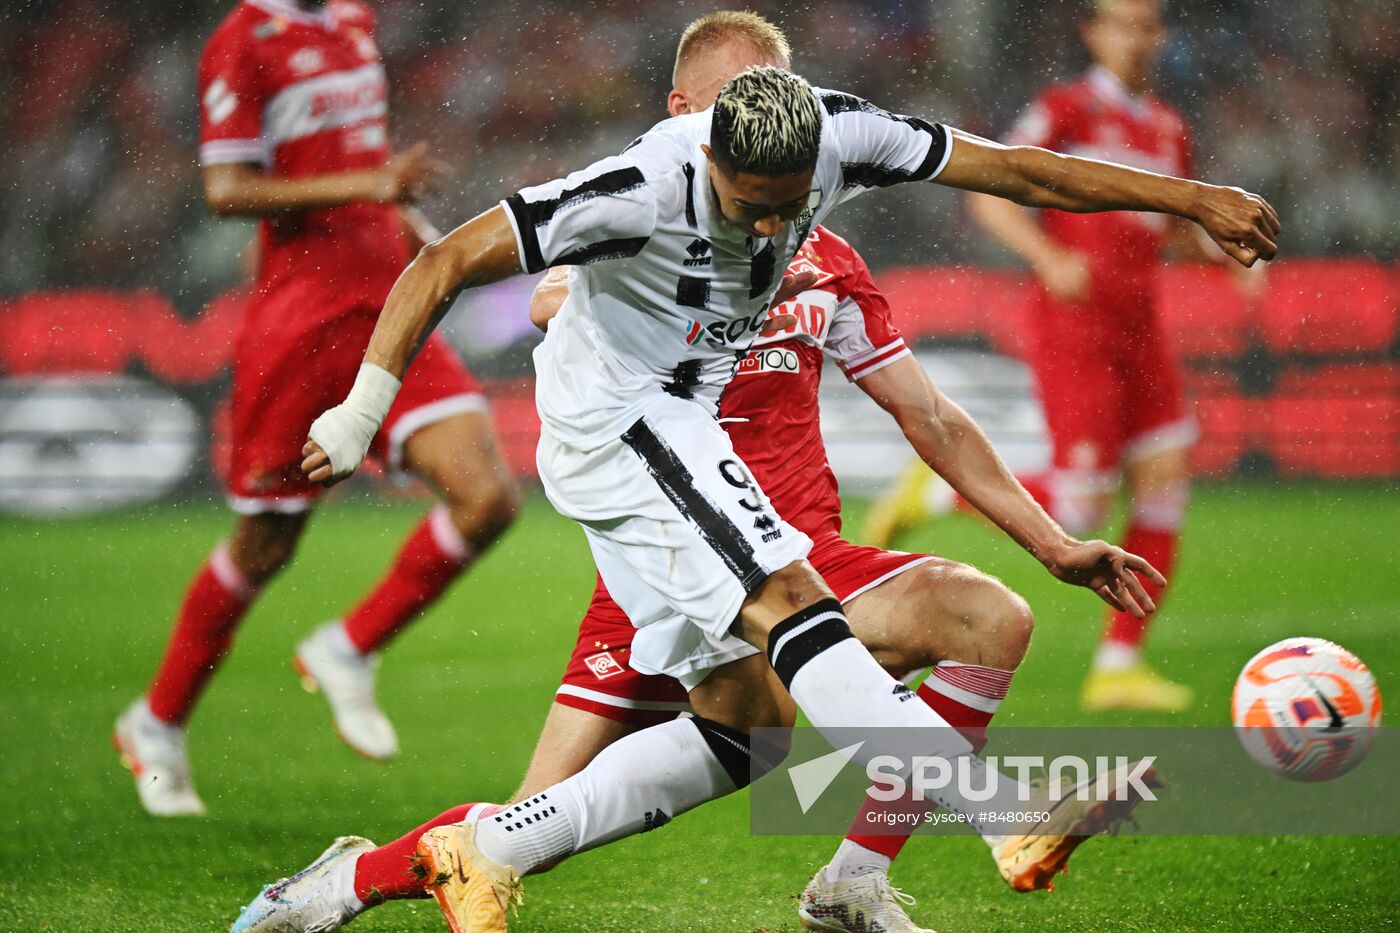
[[330, 848, 365, 918], [320, 620, 366, 660], [473, 717, 740, 874], [1094, 640, 1140, 672], [823, 838, 893, 883], [770, 601, 1030, 833]]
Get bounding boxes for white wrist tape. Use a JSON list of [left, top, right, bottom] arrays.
[[307, 363, 402, 481]]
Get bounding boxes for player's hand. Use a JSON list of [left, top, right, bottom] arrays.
[[1031, 247, 1091, 302], [374, 142, 452, 204], [1192, 185, 1280, 268], [301, 404, 376, 486], [761, 270, 819, 335], [1042, 539, 1168, 619]]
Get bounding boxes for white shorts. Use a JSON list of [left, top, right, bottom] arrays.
[[537, 392, 812, 688]]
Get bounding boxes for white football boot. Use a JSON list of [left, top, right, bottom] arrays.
[[798, 870, 935, 933], [112, 698, 206, 817], [294, 622, 398, 760], [230, 835, 375, 933]]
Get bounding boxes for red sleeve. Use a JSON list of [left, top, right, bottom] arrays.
[[825, 241, 910, 381], [1002, 87, 1073, 151], [198, 15, 268, 166]]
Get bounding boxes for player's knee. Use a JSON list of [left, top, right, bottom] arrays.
[[981, 584, 1035, 668], [752, 560, 831, 617], [228, 524, 301, 587], [943, 571, 1034, 670], [445, 471, 521, 546]]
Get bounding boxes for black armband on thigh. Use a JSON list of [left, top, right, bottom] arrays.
[[688, 716, 788, 789], [766, 597, 854, 689]]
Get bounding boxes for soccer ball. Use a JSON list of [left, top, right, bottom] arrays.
[[1231, 637, 1382, 781]]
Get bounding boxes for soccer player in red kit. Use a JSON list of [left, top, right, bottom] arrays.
[[868, 0, 1261, 712], [113, 0, 519, 817]]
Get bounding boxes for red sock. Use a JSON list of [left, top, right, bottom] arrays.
[[353, 803, 503, 902], [1104, 524, 1177, 648], [146, 544, 257, 724], [843, 663, 1014, 859], [342, 507, 471, 654]]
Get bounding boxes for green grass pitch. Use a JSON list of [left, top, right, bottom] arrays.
[[1, 484, 1397, 931]]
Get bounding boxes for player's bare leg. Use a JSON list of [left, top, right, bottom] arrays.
[[118, 511, 307, 816], [1083, 443, 1193, 711], [296, 410, 520, 759], [511, 703, 638, 801]]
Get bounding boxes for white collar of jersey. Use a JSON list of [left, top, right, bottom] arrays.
[[246, 0, 337, 29], [1087, 65, 1149, 116]]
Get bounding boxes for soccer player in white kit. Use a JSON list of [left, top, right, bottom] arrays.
[[296, 68, 1277, 931]]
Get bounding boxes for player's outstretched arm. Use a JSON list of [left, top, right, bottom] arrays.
[[859, 355, 1165, 617], [936, 130, 1280, 267], [301, 206, 523, 485]]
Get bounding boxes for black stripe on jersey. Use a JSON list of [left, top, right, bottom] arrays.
[[819, 91, 874, 117], [676, 275, 711, 309], [503, 193, 547, 273], [907, 119, 951, 181], [662, 359, 704, 399], [525, 167, 646, 227], [840, 121, 947, 189], [818, 91, 949, 186], [748, 241, 776, 299], [682, 162, 698, 229], [621, 418, 766, 592], [553, 236, 650, 267], [504, 167, 647, 272]]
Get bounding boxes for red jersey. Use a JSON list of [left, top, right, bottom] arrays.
[[197, 0, 409, 298], [720, 227, 908, 539], [1005, 66, 1193, 298]]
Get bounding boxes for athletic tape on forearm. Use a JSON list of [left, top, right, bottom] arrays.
[[307, 363, 402, 479]]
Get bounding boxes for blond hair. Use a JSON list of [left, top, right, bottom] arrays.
[[711, 65, 820, 177], [673, 11, 792, 86]]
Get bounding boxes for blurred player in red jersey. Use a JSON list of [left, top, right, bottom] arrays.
[[113, 0, 519, 817], [867, 0, 1262, 713], [230, 14, 1182, 933]]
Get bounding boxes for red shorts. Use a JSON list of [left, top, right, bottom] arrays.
[[554, 531, 934, 726], [1029, 288, 1196, 495], [226, 280, 483, 513]]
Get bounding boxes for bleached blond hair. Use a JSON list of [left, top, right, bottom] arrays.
[[673, 11, 792, 86], [710, 66, 821, 177]]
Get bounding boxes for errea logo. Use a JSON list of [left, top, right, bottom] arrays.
[[683, 238, 712, 267]]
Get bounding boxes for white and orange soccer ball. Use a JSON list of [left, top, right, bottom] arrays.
[[1232, 637, 1382, 781]]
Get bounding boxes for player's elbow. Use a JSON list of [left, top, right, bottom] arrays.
[[201, 165, 254, 216], [1002, 146, 1077, 210], [202, 179, 241, 216]]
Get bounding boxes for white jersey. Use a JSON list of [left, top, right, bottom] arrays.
[[503, 88, 953, 447]]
